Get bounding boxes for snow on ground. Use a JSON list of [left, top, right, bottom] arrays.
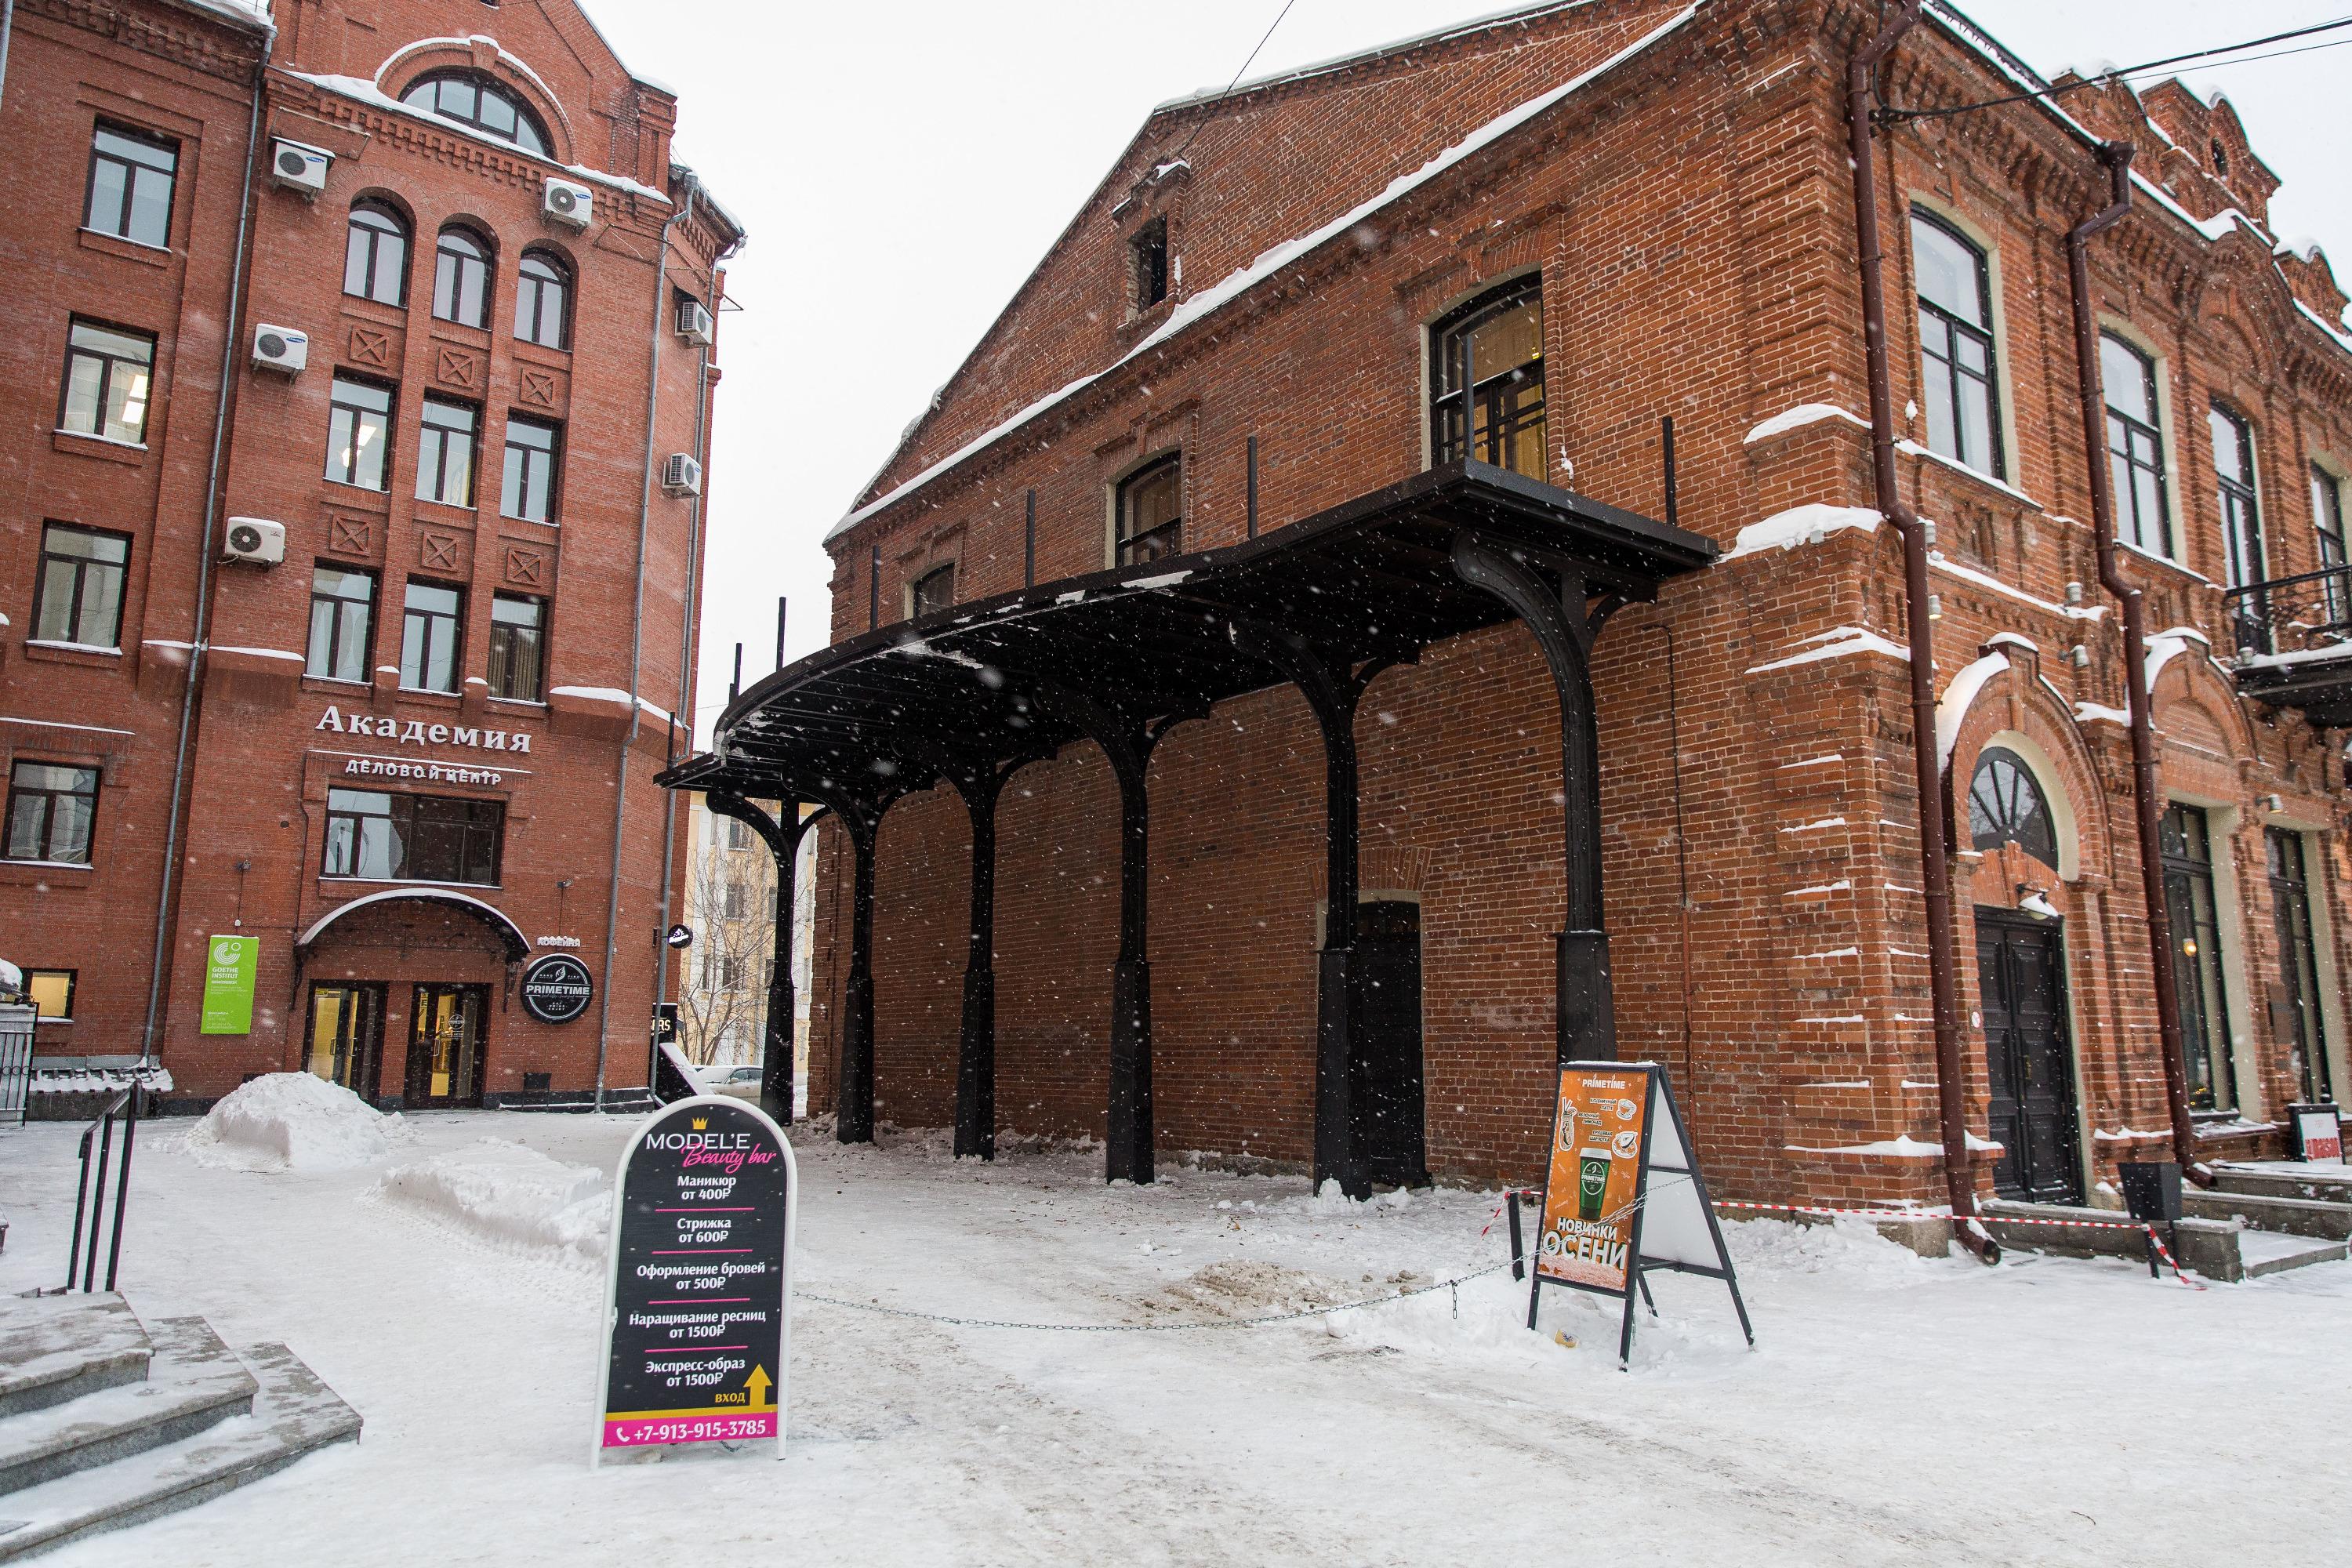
[[181, 1073, 412, 1172], [1, 1110, 2347, 1566]]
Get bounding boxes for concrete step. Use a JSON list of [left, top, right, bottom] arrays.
[[0, 1319, 254, 1497], [0, 1298, 149, 1422], [0, 1341, 360, 1562], [2213, 1162, 2352, 1207], [2235, 1229, 2350, 1278], [2183, 1186, 2352, 1240], [1976, 1200, 2245, 1279]]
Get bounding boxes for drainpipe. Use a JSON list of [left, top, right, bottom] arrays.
[[1847, 1, 1995, 1259], [591, 178, 694, 1110], [2065, 145, 2212, 1185], [652, 227, 741, 1037], [140, 21, 274, 1066]]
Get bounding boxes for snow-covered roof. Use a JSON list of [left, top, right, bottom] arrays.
[[166, 0, 272, 31], [830, 4, 1699, 542]]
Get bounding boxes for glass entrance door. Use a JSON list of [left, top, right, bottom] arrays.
[[306, 982, 386, 1099], [2266, 829, 2334, 1105], [405, 983, 488, 1107]]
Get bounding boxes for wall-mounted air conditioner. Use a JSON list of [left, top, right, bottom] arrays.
[[222, 517, 285, 565], [270, 140, 332, 194], [543, 178, 593, 229], [661, 454, 702, 496], [251, 324, 308, 375]]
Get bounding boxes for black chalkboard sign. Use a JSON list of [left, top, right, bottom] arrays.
[[593, 1096, 797, 1461]]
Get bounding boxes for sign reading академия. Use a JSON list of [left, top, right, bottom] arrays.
[[594, 1097, 797, 1461], [198, 935, 259, 1035]]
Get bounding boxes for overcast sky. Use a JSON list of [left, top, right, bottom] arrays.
[[578, 1, 2352, 743]]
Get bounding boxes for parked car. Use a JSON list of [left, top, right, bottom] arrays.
[[702, 1064, 765, 1102]]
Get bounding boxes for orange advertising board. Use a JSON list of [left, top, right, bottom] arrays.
[[1534, 1065, 1650, 1292]]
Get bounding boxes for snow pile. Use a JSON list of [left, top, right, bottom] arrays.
[[1141, 1259, 1353, 1322], [374, 1138, 612, 1268], [183, 1073, 411, 1172], [1722, 503, 1883, 559]]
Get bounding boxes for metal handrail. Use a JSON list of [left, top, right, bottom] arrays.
[[63, 1087, 139, 1294], [2221, 564, 2352, 658]]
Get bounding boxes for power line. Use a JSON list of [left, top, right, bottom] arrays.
[[1163, 0, 1302, 167], [1884, 13, 2352, 125]]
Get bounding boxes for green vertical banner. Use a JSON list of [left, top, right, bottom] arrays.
[[199, 935, 259, 1035]]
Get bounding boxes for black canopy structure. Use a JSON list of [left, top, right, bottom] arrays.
[[660, 459, 1715, 1191]]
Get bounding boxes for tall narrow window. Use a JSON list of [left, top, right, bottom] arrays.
[[32, 524, 129, 648], [343, 201, 410, 305], [1129, 216, 1168, 310], [84, 124, 177, 247], [58, 320, 154, 445], [307, 567, 376, 682], [1429, 278, 1545, 477], [487, 593, 546, 701], [416, 398, 478, 507], [1912, 212, 2003, 477], [2311, 464, 2347, 627], [515, 252, 571, 348], [326, 376, 394, 490], [500, 416, 559, 522], [1114, 455, 1181, 566], [910, 564, 954, 617], [433, 227, 492, 329], [2208, 405, 2265, 588], [400, 581, 464, 692], [2101, 333, 2170, 557], [5, 763, 100, 865], [2161, 803, 2236, 1112], [2266, 828, 2333, 1105]]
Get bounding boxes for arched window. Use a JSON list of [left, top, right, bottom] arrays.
[[2100, 333, 2169, 557], [433, 227, 493, 329], [515, 251, 571, 349], [401, 71, 550, 157], [343, 201, 409, 306], [1911, 211, 2004, 478], [1429, 278, 1544, 477], [1968, 746, 2056, 870], [2210, 402, 2264, 589]]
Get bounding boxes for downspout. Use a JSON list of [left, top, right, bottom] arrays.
[[2066, 144, 2212, 1185], [591, 178, 694, 1110], [652, 223, 741, 1031], [1847, 1, 1995, 1259], [140, 21, 274, 1065]]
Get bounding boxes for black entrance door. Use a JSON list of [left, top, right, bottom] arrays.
[[1975, 911, 2082, 1203], [1349, 900, 1428, 1187], [405, 983, 488, 1107]]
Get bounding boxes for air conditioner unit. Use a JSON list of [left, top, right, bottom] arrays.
[[270, 139, 332, 194], [661, 453, 702, 496], [543, 177, 593, 229], [221, 517, 285, 565], [675, 297, 713, 344], [251, 324, 308, 375]]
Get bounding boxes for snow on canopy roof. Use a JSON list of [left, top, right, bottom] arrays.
[[297, 887, 528, 959], [828, 3, 1699, 543]]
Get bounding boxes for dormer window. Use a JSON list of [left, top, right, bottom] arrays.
[[1130, 216, 1168, 311], [401, 71, 550, 158]]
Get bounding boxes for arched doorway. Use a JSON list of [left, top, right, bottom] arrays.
[[1965, 746, 2083, 1203], [296, 890, 527, 1109]]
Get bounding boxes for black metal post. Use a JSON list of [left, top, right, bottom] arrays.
[[1106, 739, 1153, 1184], [1247, 435, 1259, 539], [706, 791, 807, 1125], [103, 1089, 137, 1292], [730, 641, 742, 702], [1024, 488, 1036, 587], [64, 1123, 94, 1291], [953, 769, 1007, 1160], [82, 1109, 114, 1293], [775, 597, 788, 670], [868, 544, 880, 631], [1661, 415, 1679, 532], [1451, 532, 1622, 1065], [838, 811, 879, 1143]]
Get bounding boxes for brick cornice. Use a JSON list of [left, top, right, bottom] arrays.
[[26, 0, 267, 84]]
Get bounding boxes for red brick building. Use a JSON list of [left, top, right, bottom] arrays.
[[704, 0, 2348, 1215], [1, 0, 739, 1111]]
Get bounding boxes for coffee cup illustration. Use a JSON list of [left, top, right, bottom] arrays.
[[1577, 1147, 1611, 1219]]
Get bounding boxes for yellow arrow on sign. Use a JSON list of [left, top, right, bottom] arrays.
[[745, 1366, 772, 1409]]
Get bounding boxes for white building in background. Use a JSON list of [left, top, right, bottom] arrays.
[[680, 797, 814, 1086]]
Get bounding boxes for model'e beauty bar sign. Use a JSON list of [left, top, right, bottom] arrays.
[[594, 1097, 797, 1461]]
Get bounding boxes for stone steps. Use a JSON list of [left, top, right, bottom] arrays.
[[2214, 1162, 2352, 1207], [1976, 1198, 2347, 1282], [0, 1296, 359, 1561], [2183, 1186, 2352, 1240]]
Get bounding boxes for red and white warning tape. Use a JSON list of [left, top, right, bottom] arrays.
[[1710, 1199, 2205, 1289]]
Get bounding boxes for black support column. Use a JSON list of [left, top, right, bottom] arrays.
[[835, 806, 881, 1143], [1451, 533, 1628, 1065], [1232, 623, 1403, 1199], [705, 791, 810, 1126], [949, 765, 1011, 1160]]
